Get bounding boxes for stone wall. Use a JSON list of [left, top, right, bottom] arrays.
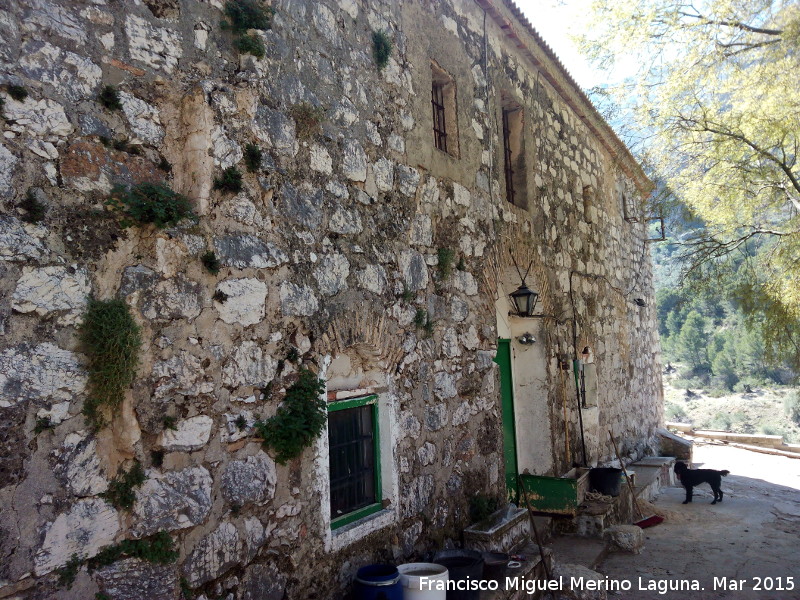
[[0, 0, 662, 598]]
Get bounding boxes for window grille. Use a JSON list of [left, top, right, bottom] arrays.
[[328, 396, 380, 526], [432, 83, 448, 153], [502, 108, 516, 205]]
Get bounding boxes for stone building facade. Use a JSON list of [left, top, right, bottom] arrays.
[[0, 0, 663, 598]]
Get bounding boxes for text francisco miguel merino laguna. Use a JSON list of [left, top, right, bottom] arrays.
[[416, 575, 712, 595]]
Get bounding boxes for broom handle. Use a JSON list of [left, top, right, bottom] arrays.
[[608, 430, 643, 520]]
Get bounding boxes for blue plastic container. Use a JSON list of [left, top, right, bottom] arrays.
[[353, 564, 403, 600]]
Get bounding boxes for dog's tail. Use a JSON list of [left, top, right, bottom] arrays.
[[720, 470, 730, 476]]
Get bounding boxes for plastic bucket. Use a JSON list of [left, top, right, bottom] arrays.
[[398, 563, 448, 600], [589, 467, 623, 496], [354, 564, 403, 600], [432, 550, 484, 600]]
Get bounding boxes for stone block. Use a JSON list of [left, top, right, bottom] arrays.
[[603, 524, 644, 554]]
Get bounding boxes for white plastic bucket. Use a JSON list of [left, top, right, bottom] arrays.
[[397, 563, 448, 600]]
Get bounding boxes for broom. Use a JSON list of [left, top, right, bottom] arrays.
[[608, 430, 664, 529]]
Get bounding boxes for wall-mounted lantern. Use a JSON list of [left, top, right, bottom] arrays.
[[508, 250, 539, 317], [510, 284, 539, 317]]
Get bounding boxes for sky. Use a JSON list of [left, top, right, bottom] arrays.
[[513, 0, 602, 89]]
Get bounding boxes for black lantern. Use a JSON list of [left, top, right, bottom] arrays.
[[510, 283, 539, 317]]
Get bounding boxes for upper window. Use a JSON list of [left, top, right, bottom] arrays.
[[501, 94, 526, 208], [328, 395, 381, 529], [431, 61, 459, 157]]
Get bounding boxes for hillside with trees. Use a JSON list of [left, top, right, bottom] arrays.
[[572, 0, 800, 439]]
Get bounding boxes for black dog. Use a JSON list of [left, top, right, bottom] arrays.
[[674, 461, 730, 504]]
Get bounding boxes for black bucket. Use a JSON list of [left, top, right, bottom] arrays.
[[433, 549, 484, 600], [482, 551, 509, 582], [589, 467, 622, 496]]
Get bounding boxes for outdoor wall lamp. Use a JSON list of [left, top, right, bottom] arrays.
[[508, 251, 539, 317], [517, 332, 536, 345]]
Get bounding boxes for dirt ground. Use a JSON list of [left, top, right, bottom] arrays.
[[594, 442, 800, 599]]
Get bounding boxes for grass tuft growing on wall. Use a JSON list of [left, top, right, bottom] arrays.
[[289, 102, 325, 139], [222, 0, 273, 58], [20, 189, 46, 223], [101, 460, 146, 510], [98, 85, 123, 111], [437, 247, 455, 280], [244, 143, 263, 172], [80, 298, 142, 430], [213, 166, 244, 194], [7, 84, 28, 102], [372, 30, 392, 71], [254, 368, 326, 464], [107, 183, 197, 229]]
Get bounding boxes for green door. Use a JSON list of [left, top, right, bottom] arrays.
[[494, 339, 519, 502]]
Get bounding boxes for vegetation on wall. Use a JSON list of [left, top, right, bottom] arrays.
[[244, 143, 263, 172], [20, 189, 46, 223], [222, 0, 274, 59], [56, 533, 178, 588], [7, 84, 27, 102], [254, 368, 326, 464], [98, 85, 123, 111], [80, 298, 142, 430], [106, 183, 197, 229], [437, 247, 455, 280], [289, 102, 325, 139], [101, 460, 146, 510], [414, 308, 434, 338], [372, 30, 392, 71], [213, 166, 244, 193], [201, 250, 221, 275]]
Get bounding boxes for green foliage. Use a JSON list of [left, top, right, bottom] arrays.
[[665, 402, 686, 421], [222, 0, 273, 58], [244, 143, 263, 172], [20, 189, 46, 223], [7, 84, 28, 102], [102, 460, 146, 510], [289, 102, 325, 139], [34, 416, 54, 434], [88, 532, 178, 570], [400, 284, 413, 302], [235, 414, 248, 430], [163, 415, 178, 430], [784, 391, 800, 426], [201, 250, 221, 275], [213, 289, 229, 303], [222, 0, 273, 32], [98, 85, 122, 110], [413, 308, 434, 338], [107, 183, 197, 229], [57, 554, 82, 589], [80, 299, 141, 429], [577, 0, 800, 347], [96, 593, 111, 600], [469, 494, 500, 523], [235, 33, 266, 58], [372, 30, 392, 70], [286, 347, 300, 363], [437, 248, 455, 280], [456, 256, 466, 271], [254, 368, 326, 464], [180, 577, 193, 599], [213, 166, 244, 193]]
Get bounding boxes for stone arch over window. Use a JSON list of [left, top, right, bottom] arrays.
[[315, 309, 401, 551]]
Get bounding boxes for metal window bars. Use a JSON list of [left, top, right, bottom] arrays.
[[432, 83, 448, 153]]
